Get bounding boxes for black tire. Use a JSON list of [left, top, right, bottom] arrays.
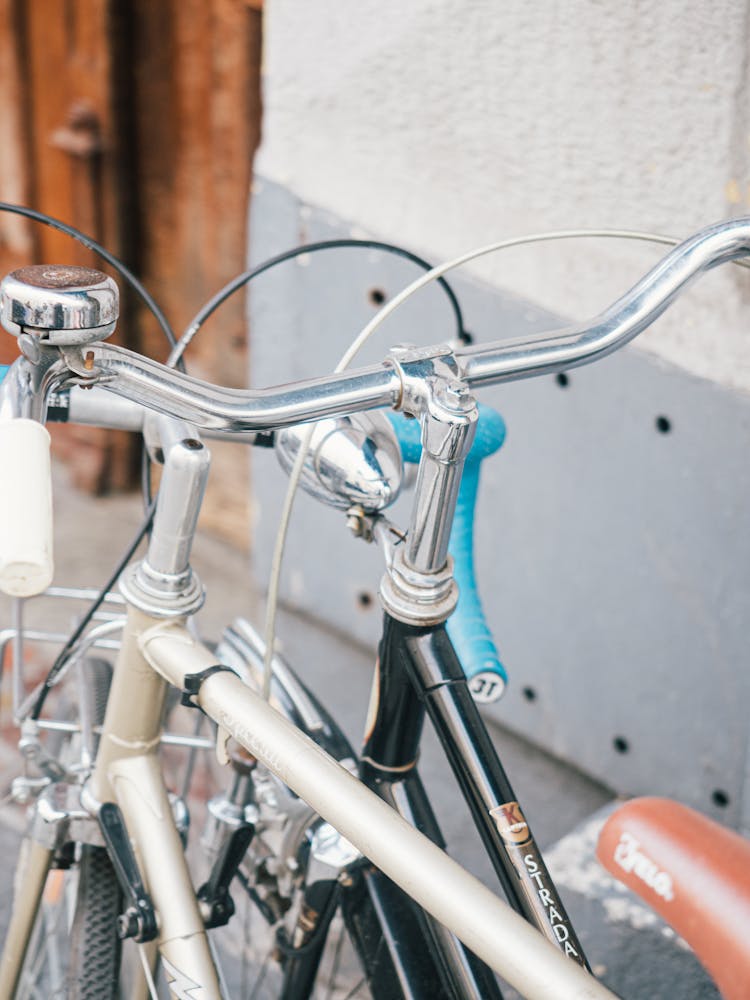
[[14, 659, 122, 1000], [67, 846, 122, 1000], [67, 659, 122, 999], [14, 844, 123, 1000]]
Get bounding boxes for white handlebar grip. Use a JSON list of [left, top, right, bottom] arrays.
[[0, 419, 53, 597]]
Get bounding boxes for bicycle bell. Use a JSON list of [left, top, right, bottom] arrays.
[[0, 264, 119, 345], [275, 410, 403, 512]]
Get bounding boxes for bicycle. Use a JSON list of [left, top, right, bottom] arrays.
[[0, 206, 747, 999]]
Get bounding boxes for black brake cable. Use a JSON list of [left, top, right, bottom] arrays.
[[6, 216, 466, 716], [0, 203, 180, 364], [28, 501, 157, 720], [171, 238, 470, 370], [140, 237, 469, 510], [0, 204, 178, 721]]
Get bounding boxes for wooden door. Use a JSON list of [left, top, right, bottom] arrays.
[[0, 0, 262, 540]]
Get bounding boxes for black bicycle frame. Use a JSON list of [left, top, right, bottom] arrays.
[[334, 612, 590, 998]]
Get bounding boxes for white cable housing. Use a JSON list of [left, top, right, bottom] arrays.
[[0, 419, 53, 597]]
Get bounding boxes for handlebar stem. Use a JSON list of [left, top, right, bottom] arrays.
[[380, 362, 479, 626], [119, 434, 210, 618], [405, 381, 478, 574]]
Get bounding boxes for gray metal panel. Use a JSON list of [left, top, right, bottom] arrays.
[[248, 178, 750, 831]]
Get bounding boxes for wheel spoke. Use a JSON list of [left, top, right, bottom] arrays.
[[137, 944, 160, 1000], [325, 923, 346, 1000], [342, 976, 368, 1000]]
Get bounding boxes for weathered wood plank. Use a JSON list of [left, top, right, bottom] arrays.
[[0, 2, 262, 544], [0, 0, 35, 362]]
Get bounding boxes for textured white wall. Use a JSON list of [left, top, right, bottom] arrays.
[[257, 0, 750, 390]]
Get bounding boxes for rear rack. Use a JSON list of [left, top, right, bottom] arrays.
[[1, 586, 213, 750]]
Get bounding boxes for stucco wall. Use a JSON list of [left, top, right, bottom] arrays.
[[257, 0, 750, 390], [248, 183, 750, 827]]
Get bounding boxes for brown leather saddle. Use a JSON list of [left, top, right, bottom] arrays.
[[597, 797, 750, 1000]]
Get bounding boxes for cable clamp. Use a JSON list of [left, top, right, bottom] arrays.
[[180, 664, 237, 711]]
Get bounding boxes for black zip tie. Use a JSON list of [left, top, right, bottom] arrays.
[[181, 665, 237, 711]]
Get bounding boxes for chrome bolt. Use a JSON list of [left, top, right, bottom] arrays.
[[435, 378, 473, 412], [346, 512, 363, 537], [17, 333, 42, 363]]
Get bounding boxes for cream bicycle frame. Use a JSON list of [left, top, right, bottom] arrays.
[[1, 608, 616, 1000], [127, 607, 617, 998]]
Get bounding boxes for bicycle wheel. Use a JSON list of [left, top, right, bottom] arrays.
[[210, 859, 375, 1000], [11, 659, 123, 1000], [15, 844, 122, 1000]]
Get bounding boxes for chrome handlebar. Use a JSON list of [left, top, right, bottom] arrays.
[[78, 343, 402, 432], [456, 217, 750, 387], [3, 217, 750, 432]]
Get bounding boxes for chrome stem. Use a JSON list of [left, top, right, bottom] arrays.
[[119, 434, 210, 618], [405, 383, 478, 574]]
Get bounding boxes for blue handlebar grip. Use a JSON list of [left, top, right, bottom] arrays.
[[389, 405, 508, 702]]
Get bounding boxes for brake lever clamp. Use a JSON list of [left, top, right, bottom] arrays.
[[18, 718, 69, 784], [387, 343, 460, 417]]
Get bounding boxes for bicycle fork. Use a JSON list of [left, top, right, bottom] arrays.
[[0, 839, 54, 996]]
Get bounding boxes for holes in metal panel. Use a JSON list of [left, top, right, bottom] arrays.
[[368, 287, 387, 307], [612, 736, 629, 755], [555, 372, 570, 388], [712, 789, 730, 808], [522, 686, 537, 702], [357, 590, 374, 610], [655, 415, 671, 434]]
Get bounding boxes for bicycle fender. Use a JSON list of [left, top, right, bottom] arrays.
[[389, 405, 508, 702]]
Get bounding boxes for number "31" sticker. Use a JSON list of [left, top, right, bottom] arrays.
[[468, 671, 505, 704]]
